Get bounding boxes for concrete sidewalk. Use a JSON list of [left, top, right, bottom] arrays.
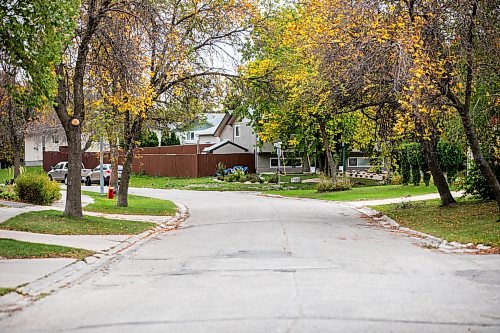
[[0, 230, 130, 251], [0, 259, 76, 288], [0, 192, 177, 292]]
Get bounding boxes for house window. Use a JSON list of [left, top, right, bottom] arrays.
[[270, 157, 302, 168], [234, 125, 241, 138], [348, 157, 371, 167], [52, 135, 59, 144], [187, 132, 195, 140]]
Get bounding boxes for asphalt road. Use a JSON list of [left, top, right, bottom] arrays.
[[2, 189, 500, 332]]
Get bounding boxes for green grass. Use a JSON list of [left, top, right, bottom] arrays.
[[83, 191, 177, 216], [0, 210, 156, 235], [130, 175, 218, 189], [0, 166, 44, 184], [0, 238, 93, 259], [268, 184, 438, 201], [372, 199, 500, 247], [129, 174, 317, 191], [129, 173, 378, 192], [0, 287, 15, 296]]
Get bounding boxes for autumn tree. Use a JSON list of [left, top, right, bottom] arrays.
[[112, 0, 258, 207], [239, 0, 393, 183], [0, 0, 78, 177], [393, 0, 500, 210], [54, 0, 117, 217]]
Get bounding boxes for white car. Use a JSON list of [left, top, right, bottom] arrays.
[[84, 164, 122, 186], [47, 162, 91, 184]]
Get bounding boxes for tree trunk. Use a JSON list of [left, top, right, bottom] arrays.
[[420, 139, 456, 206], [7, 102, 23, 179], [459, 107, 500, 213], [117, 112, 142, 207], [319, 121, 337, 184], [109, 139, 119, 188], [64, 125, 83, 217], [457, 1, 500, 215], [12, 137, 21, 179], [117, 147, 133, 207]]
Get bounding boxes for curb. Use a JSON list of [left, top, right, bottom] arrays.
[[354, 205, 493, 254], [0, 203, 189, 320]]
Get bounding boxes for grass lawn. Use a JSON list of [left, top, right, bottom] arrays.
[[83, 191, 177, 216], [268, 184, 438, 201], [371, 199, 499, 247], [0, 287, 15, 296], [0, 210, 156, 235], [129, 174, 316, 191], [0, 166, 44, 184], [129, 173, 378, 192], [0, 238, 93, 259]]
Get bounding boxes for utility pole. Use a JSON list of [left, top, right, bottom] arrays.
[[342, 142, 346, 177], [99, 137, 104, 195], [274, 141, 282, 185]]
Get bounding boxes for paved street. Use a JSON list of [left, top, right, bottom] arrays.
[[1, 189, 499, 332]]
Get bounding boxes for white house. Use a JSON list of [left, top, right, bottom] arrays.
[[24, 125, 107, 166], [177, 113, 226, 145]]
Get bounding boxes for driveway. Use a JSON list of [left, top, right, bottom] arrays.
[[1, 189, 499, 332]]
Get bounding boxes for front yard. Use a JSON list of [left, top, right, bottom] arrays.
[[268, 184, 439, 201], [0, 166, 44, 184], [129, 173, 318, 191], [129, 173, 381, 192], [0, 238, 93, 259], [0, 210, 155, 235], [372, 199, 499, 247], [83, 191, 177, 216]]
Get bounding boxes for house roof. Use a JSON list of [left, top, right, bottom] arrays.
[[202, 139, 248, 153], [213, 109, 254, 137], [214, 112, 235, 137], [191, 113, 226, 136]]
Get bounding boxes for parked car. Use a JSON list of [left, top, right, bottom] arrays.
[[47, 162, 92, 184], [84, 164, 122, 186]]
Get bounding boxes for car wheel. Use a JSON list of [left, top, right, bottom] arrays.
[[48, 175, 53, 181], [85, 177, 91, 186], [64, 175, 67, 185], [104, 176, 110, 186]]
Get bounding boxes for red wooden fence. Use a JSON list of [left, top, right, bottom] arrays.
[[43, 145, 255, 178]]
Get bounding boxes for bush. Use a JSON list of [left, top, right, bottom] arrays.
[[14, 173, 61, 205], [0, 185, 18, 201], [267, 174, 279, 184], [215, 162, 226, 176], [400, 150, 411, 185], [437, 140, 465, 182], [316, 174, 351, 192], [224, 165, 248, 175], [462, 161, 499, 200], [246, 173, 263, 183], [390, 172, 403, 185]]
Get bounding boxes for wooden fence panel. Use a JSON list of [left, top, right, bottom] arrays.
[[137, 144, 212, 155], [44, 148, 254, 178], [132, 154, 198, 177]]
